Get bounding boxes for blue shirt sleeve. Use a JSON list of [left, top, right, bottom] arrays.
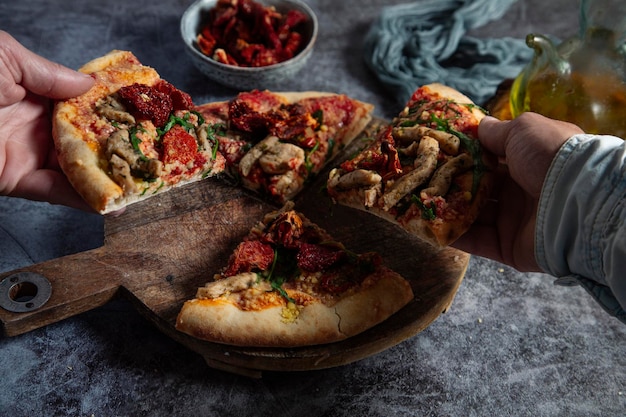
[[535, 134, 626, 323]]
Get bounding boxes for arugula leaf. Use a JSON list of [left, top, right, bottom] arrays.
[[411, 194, 437, 220], [158, 113, 195, 136], [262, 248, 296, 304], [312, 109, 324, 129], [205, 123, 226, 160], [191, 110, 205, 126], [304, 140, 320, 173]]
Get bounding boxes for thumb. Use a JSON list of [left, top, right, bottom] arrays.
[[477, 116, 512, 158], [0, 31, 94, 101]]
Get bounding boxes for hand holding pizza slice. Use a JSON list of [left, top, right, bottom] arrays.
[[327, 83, 497, 247], [52, 50, 227, 214]]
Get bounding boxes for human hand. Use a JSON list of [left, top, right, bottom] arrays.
[[0, 30, 94, 210], [453, 112, 584, 271]]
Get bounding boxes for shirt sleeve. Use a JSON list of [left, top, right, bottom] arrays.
[[535, 133, 626, 323]]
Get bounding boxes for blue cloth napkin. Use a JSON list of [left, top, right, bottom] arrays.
[[363, 0, 534, 106]]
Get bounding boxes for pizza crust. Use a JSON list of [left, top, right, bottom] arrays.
[[423, 83, 486, 122], [176, 267, 413, 347]]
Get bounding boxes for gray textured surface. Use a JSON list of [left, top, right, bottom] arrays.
[[0, 0, 625, 416]]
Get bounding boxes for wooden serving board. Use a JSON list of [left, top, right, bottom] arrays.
[[0, 122, 470, 378]]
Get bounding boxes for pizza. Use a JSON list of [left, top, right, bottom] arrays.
[[52, 50, 227, 214], [195, 90, 374, 203], [175, 202, 413, 347], [53, 51, 373, 212], [326, 83, 496, 248]]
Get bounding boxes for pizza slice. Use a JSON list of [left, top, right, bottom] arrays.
[[326, 83, 496, 248], [195, 89, 374, 204], [175, 202, 413, 347], [52, 50, 226, 214]]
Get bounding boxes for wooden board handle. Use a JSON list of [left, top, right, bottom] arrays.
[[0, 247, 121, 337]]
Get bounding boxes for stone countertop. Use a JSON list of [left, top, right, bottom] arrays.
[[0, 0, 624, 415]]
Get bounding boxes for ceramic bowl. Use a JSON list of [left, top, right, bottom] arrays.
[[180, 0, 318, 90]]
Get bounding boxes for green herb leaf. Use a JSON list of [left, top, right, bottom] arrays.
[[304, 140, 320, 173], [158, 113, 196, 136], [411, 194, 437, 220], [206, 123, 227, 160], [191, 110, 205, 126], [449, 127, 485, 198], [262, 248, 296, 304], [129, 126, 149, 161], [312, 109, 324, 129]]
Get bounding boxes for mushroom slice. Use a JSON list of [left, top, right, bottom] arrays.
[[238, 135, 279, 177], [109, 154, 136, 193], [96, 95, 136, 125], [421, 153, 473, 198], [393, 126, 460, 155], [270, 170, 303, 202], [328, 168, 382, 191], [106, 129, 162, 180], [258, 142, 305, 175]]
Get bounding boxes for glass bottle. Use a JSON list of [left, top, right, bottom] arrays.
[[509, 0, 626, 137]]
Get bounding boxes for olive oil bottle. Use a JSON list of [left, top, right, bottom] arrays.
[[510, 0, 626, 138]]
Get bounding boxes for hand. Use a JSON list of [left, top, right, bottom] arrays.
[[0, 31, 95, 210], [453, 112, 584, 271]]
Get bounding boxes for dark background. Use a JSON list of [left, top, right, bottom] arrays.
[[1, 0, 624, 415]]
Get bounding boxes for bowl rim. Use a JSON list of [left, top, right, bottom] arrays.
[[180, 0, 318, 73]]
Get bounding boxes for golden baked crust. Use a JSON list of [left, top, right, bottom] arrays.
[[176, 267, 412, 347]]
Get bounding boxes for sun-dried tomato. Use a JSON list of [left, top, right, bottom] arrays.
[[271, 112, 317, 144], [218, 137, 249, 165], [161, 125, 198, 165], [195, 0, 308, 67], [228, 91, 317, 141], [116, 81, 194, 128], [262, 211, 304, 249], [339, 127, 402, 180], [319, 252, 382, 293], [380, 135, 403, 181], [229, 99, 272, 134], [339, 139, 387, 172], [117, 83, 173, 128], [296, 243, 345, 272], [154, 80, 194, 111], [197, 27, 218, 56], [223, 240, 274, 277], [319, 271, 355, 293]]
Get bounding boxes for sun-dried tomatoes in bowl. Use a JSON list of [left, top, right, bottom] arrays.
[[181, 0, 318, 90]]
